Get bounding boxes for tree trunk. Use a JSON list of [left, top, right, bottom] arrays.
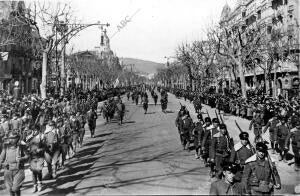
[[274, 67, 277, 98], [253, 66, 257, 89], [40, 51, 48, 99], [264, 70, 269, 95], [60, 38, 66, 96], [189, 73, 193, 90], [237, 60, 247, 98]]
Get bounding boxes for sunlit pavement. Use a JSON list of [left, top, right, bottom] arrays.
[[0, 92, 298, 195]]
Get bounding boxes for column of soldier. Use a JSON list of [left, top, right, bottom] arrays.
[[0, 92, 99, 196], [174, 89, 300, 195]]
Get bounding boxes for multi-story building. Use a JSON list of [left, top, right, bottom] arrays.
[[220, 0, 299, 98], [0, 1, 42, 95], [66, 27, 122, 90]]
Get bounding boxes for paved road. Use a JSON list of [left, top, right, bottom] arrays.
[[0, 92, 298, 195]]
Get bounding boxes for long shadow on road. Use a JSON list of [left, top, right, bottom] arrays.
[[28, 131, 110, 196]]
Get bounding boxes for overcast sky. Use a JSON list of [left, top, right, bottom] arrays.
[[67, 0, 237, 63]]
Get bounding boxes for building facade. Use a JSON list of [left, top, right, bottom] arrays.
[[220, 0, 300, 98], [0, 1, 42, 95]]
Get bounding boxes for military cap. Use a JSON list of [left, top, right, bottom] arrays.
[[204, 117, 211, 123], [239, 132, 249, 140], [212, 118, 219, 123], [219, 124, 226, 130], [222, 162, 238, 174], [197, 113, 203, 120], [256, 142, 268, 153]]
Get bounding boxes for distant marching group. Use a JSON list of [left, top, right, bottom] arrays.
[[173, 91, 300, 195], [126, 86, 168, 115], [0, 88, 128, 196]]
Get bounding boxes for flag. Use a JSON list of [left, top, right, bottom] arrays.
[[113, 77, 120, 88]]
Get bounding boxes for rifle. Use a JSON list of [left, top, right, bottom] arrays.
[[217, 110, 233, 149], [267, 150, 281, 189], [235, 120, 256, 154], [206, 109, 210, 119], [214, 110, 220, 122], [219, 114, 225, 125], [234, 120, 243, 133]]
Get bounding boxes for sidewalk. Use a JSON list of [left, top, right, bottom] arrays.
[[169, 93, 299, 195]]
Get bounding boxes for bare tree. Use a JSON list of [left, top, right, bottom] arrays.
[[209, 22, 263, 98], [176, 39, 217, 91]]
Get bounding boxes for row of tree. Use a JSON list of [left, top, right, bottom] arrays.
[[0, 1, 116, 98], [156, 17, 299, 98]]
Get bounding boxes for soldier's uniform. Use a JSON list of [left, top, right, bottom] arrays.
[[209, 162, 246, 195], [192, 121, 204, 159], [263, 116, 280, 154], [26, 128, 45, 193], [142, 96, 148, 114], [249, 111, 264, 144], [153, 93, 158, 106], [179, 113, 193, 150], [287, 124, 300, 171], [209, 124, 231, 178], [201, 118, 219, 166], [87, 109, 97, 138], [242, 142, 281, 195], [274, 119, 290, 162], [76, 112, 86, 147], [229, 132, 254, 182], [116, 100, 125, 125], [44, 121, 60, 179], [0, 131, 29, 196]]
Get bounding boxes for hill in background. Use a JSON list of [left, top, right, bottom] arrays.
[[121, 58, 164, 74]]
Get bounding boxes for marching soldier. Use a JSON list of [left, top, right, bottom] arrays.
[[274, 118, 290, 162], [100, 101, 109, 124], [142, 94, 148, 114], [201, 117, 212, 166], [249, 110, 264, 144], [229, 132, 254, 182], [0, 131, 29, 196], [116, 99, 125, 125], [209, 162, 246, 195], [70, 113, 80, 155], [179, 112, 193, 150], [76, 112, 86, 148], [263, 114, 280, 154], [87, 108, 97, 138], [242, 142, 281, 195], [287, 121, 300, 171], [44, 120, 60, 179], [209, 124, 231, 178], [26, 126, 45, 193], [153, 92, 158, 106], [192, 114, 204, 159]]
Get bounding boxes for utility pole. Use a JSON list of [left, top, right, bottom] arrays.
[[51, 21, 110, 96]]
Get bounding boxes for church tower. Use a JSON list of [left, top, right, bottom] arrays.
[[100, 27, 111, 54]]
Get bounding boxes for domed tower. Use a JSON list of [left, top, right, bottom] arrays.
[[220, 3, 232, 21], [100, 27, 111, 54]]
